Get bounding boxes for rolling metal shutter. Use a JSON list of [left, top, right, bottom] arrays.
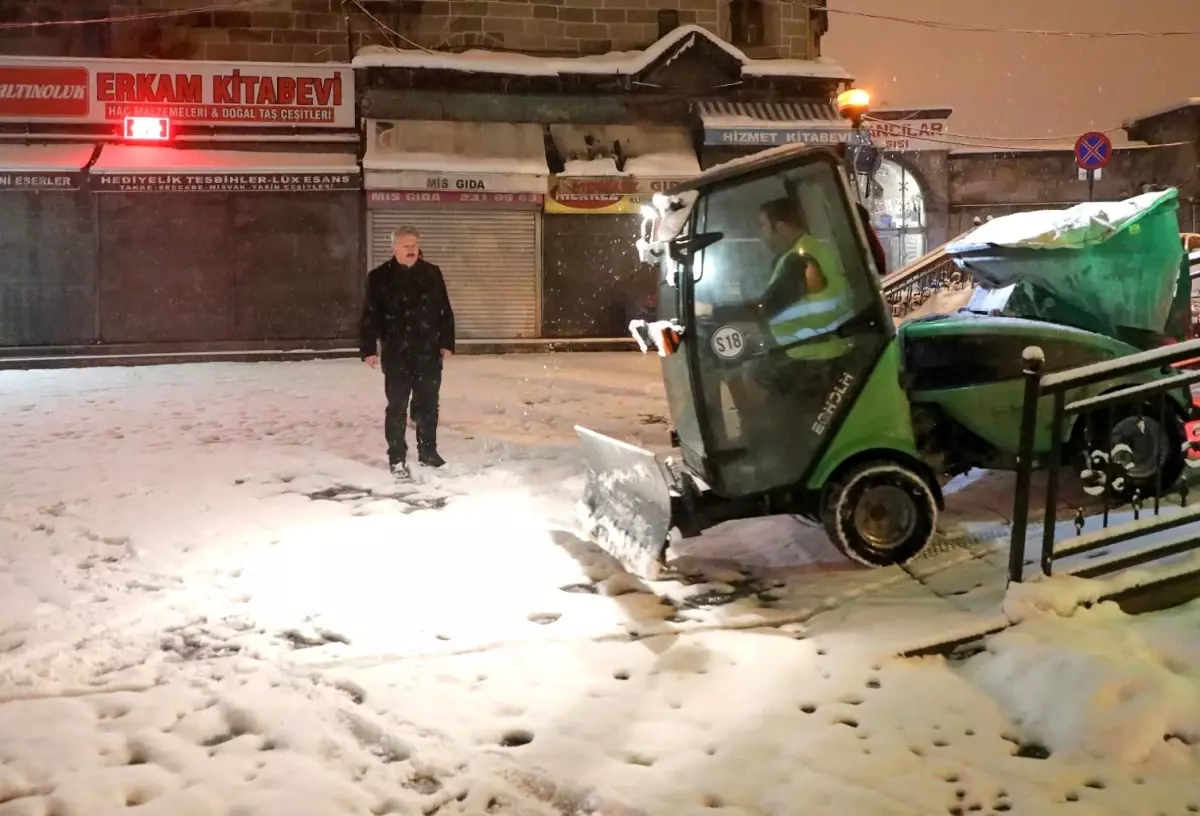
[[368, 207, 540, 339]]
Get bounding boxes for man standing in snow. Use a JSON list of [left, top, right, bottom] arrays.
[[359, 226, 456, 479]]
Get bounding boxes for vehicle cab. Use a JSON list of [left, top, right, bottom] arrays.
[[630, 144, 894, 499]]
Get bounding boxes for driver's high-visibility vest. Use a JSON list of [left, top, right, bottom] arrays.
[[765, 234, 855, 360]]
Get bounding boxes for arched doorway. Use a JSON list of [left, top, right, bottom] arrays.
[[867, 159, 926, 272]]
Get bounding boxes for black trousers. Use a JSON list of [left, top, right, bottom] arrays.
[[383, 357, 442, 464]]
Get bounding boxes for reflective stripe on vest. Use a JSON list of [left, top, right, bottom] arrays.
[[766, 235, 850, 348]]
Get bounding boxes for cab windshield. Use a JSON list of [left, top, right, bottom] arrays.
[[661, 153, 890, 495]]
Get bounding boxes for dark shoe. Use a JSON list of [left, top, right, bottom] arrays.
[[418, 450, 446, 469], [390, 460, 411, 480]]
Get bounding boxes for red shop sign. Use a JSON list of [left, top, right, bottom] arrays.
[[0, 65, 90, 118]]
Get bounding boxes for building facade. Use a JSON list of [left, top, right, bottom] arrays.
[[355, 23, 852, 339], [0, 3, 1195, 352], [0, 0, 828, 62], [0, 17, 853, 349], [0, 1, 846, 350], [0, 56, 362, 348]]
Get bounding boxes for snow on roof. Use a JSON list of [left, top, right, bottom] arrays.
[[0, 143, 96, 171], [363, 120, 548, 176], [1123, 98, 1200, 128], [742, 57, 852, 80], [90, 146, 359, 174], [352, 24, 850, 81], [550, 124, 700, 178]]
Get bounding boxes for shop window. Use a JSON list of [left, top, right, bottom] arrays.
[[729, 0, 765, 49], [867, 159, 927, 272]]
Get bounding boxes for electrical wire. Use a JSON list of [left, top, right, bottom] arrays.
[[0, 0, 278, 30], [862, 114, 1130, 144], [864, 124, 1191, 153], [793, 1, 1200, 38], [346, 0, 435, 54]]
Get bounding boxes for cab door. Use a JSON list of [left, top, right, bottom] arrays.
[[684, 155, 894, 498]]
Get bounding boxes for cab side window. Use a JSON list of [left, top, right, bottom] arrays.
[[784, 163, 876, 314], [694, 176, 786, 309]]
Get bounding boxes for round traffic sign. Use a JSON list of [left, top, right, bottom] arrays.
[[1074, 131, 1112, 171]]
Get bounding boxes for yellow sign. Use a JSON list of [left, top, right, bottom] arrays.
[[544, 175, 690, 215], [544, 193, 653, 215]]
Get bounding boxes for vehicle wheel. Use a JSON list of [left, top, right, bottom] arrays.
[[1085, 408, 1187, 500], [821, 461, 938, 567]]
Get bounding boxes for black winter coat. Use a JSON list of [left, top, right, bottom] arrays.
[[358, 257, 456, 362]]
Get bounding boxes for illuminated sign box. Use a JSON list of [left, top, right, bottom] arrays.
[[123, 116, 170, 141]]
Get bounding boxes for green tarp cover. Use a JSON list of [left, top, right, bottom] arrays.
[[946, 189, 1185, 340]]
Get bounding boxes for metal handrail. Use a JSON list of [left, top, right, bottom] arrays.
[[1008, 339, 1200, 584]]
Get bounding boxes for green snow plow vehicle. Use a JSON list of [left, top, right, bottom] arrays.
[[574, 142, 1194, 579]]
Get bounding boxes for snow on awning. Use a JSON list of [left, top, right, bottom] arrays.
[[89, 145, 360, 193], [0, 143, 96, 191], [546, 125, 698, 214], [362, 119, 548, 194], [549, 125, 699, 178], [697, 100, 850, 148]]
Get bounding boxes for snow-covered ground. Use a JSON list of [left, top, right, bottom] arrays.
[[0, 353, 1197, 815]]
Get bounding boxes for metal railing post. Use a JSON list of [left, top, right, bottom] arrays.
[[1040, 390, 1068, 577], [1008, 346, 1045, 584]]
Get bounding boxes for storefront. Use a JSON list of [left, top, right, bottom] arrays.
[[542, 125, 699, 337], [89, 146, 360, 344], [362, 119, 547, 339], [862, 109, 952, 271], [694, 100, 851, 169], [0, 56, 360, 347], [691, 101, 953, 273], [867, 158, 928, 272], [0, 145, 97, 346]]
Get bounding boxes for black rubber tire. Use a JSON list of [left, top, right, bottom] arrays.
[[1084, 407, 1188, 501], [821, 461, 939, 567]]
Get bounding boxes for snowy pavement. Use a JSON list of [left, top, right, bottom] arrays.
[[0, 353, 1197, 815]]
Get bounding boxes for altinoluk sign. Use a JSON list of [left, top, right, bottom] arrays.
[[0, 66, 90, 117], [0, 58, 352, 128]]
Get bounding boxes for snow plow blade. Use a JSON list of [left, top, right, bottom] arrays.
[[574, 425, 675, 581]]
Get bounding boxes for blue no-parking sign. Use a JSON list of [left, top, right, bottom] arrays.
[[1074, 131, 1112, 171]]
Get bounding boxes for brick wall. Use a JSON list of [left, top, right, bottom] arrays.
[[0, 0, 817, 62]]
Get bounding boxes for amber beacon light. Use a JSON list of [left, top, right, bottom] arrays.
[[836, 88, 871, 126], [123, 116, 170, 141]]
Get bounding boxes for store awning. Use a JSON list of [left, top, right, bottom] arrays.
[[696, 100, 851, 147], [549, 124, 700, 177], [0, 143, 96, 191], [88, 146, 361, 192], [545, 124, 698, 214], [363, 120, 548, 194]]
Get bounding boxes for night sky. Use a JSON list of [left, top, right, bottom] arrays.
[[822, 0, 1200, 146]]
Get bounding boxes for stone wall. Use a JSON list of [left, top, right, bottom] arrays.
[[0, 0, 818, 62], [945, 144, 1197, 234]]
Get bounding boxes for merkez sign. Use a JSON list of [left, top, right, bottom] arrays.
[[0, 59, 353, 128]]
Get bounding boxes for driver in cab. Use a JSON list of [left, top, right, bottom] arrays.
[[756, 197, 852, 360]]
